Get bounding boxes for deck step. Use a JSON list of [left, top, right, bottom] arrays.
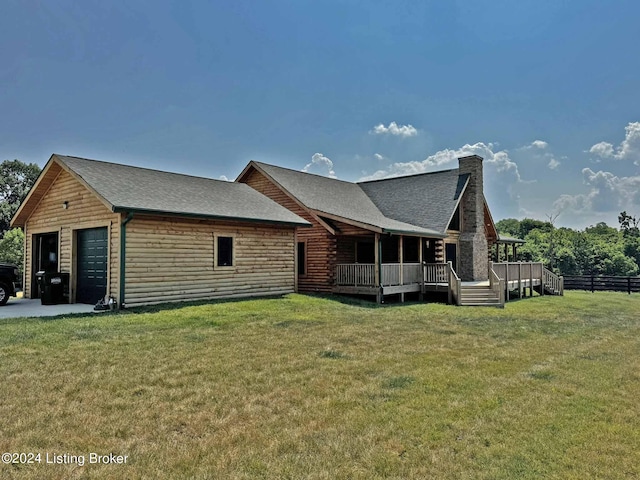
[[459, 286, 502, 307]]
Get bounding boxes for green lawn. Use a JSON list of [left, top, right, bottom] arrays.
[[1, 292, 639, 479]]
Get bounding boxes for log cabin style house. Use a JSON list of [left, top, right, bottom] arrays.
[[11, 154, 311, 308], [236, 155, 508, 303]]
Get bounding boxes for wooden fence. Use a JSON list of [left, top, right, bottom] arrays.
[[563, 275, 640, 294]]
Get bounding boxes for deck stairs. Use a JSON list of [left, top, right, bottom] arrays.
[[459, 284, 502, 307]]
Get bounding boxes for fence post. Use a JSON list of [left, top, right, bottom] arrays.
[[629, 277, 632, 295], [591, 274, 594, 293]]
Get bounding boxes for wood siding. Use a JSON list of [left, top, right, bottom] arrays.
[[23, 169, 120, 301], [124, 215, 296, 306], [241, 168, 336, 292]]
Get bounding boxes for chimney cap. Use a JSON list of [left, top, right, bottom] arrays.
[[458, 155, 483, 162]]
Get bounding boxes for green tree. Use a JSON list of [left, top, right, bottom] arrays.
[[496, 216, 639, 276], [0, 228, 25, 274], [0, 159, 41, 233], [618, 210, 640, 237], [495, 218, 521, 238]]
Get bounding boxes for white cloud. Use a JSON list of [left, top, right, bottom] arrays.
[[589, 121, 640, 165], [369, 122, 418, 138], [374, 153, 385, 161], [547, 158, 560, 170], [519, 139, 560, 170], [523, 140, 549, 150], [302, 152, 337, 178], [589, 141, 615, 158], [359, 142, 526, 182], [219, 175, 229, 181], [553, 168, 640, 215]]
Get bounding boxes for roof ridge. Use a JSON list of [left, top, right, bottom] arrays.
[[252, 160, 358, 186], [357, 167, 460, 184], [56, 154, 232, 185]]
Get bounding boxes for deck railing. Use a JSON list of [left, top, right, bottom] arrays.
[[447, 262, 462, 306], [543, 268, 564, 295], [380, 263, 422, 286], [335, 264, 376, 286], [423, 263, 449, 284], [489, 267, 505, 306], [491, 262, 563, 298], [335, 263, 423, 287]]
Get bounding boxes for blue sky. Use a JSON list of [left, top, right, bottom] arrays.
[[2, 0, 639, 229]]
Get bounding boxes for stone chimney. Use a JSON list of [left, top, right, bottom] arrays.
[[458, 155, 488, 281]]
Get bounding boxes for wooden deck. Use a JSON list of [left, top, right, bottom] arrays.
[[334, 261, 564, 306]]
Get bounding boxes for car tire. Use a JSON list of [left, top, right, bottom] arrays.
[[0, 283, 9, 306]]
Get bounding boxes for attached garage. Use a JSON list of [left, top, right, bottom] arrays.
[[11, 154, 310, 308]]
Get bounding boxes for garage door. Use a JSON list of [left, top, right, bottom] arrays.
[[77, 227, 108, 304]]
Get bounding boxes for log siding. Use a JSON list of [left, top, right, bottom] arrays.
[[241, 168, 336, 292], [23, 169, 120, 301], [123, 215, 296, 307]]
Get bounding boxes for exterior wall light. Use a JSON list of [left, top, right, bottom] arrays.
[[62, 201, 69, 210]]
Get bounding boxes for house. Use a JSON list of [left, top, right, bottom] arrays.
[[11, 154, 311, 308], [236, 155, 506, 303]]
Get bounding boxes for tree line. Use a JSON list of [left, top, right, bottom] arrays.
[[496, 215, 640, 277], [0, 159, 41, 273]]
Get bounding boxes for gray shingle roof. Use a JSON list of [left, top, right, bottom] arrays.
[[358, 169, 469, 234], [56, 155, 310, 226], [252, 162, 446, 237]]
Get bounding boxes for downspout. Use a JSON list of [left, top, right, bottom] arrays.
[[119, 212, 134, 308]]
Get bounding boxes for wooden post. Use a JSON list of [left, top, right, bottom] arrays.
[[504, 243, 508, 262], [529, 263, 533, 297], [504, 262, 509, 302], [518, 263, 522, 299], [294, 229, 298, 293], [399, 235, 404, 303], [447, 261, 453, 305], [375, 233, 382, 303]]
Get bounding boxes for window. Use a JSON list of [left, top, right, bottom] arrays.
[[297, 242, 306, 275], [217, 236, 233, 267]]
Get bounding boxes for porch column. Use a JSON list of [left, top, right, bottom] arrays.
[[375, 233, 381, 303], [418, 237, 424, 301], [399, 235, 404, 302]]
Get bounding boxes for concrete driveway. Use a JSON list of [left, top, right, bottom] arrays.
[[0, 297, 96, 319]]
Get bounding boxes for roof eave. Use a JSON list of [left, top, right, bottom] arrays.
[[111, 206, 312, 228], [381, 227, 447, 238], [10, 155, 61, 228]]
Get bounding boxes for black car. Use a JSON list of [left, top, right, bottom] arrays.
[[0, 263, 21, 306]]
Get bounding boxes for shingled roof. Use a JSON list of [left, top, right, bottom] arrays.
[[358, 169, 469, 234], [244, 162, 449, 237], [12, 155, 311, 228]]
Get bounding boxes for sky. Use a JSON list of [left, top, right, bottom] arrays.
[[2, 0, 639, 230]]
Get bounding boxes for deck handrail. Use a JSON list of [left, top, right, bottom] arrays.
[[447, 261, 461, 306], [423, 263, 449, 284], [336, 263, 422, 287], [543, 268, 564, 295], [489, 266, 505, 306], [335, 263, 376, 286]]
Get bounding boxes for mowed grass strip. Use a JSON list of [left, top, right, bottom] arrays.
[[1, 291, 639, 479]]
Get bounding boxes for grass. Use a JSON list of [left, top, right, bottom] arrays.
[[1, 291, 639, 479]]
